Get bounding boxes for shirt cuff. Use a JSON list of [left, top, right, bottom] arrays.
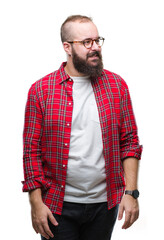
[[121, 145, 143, 161], [22, 176, 51, 192]]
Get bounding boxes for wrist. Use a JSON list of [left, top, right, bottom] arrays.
[[125, 183, 138, 190], [125, 189, 139, 199], [29, 188, 43, 205]]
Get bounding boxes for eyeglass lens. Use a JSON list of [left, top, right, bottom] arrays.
[[84, 38, 104, 48]]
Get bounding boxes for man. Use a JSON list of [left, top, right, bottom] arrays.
[[22, 15, 142, 240]]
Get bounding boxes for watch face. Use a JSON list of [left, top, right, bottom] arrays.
[[133, 190, 139, 199]]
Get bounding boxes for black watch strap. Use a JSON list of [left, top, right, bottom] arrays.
[[125, 189, 139, 199]]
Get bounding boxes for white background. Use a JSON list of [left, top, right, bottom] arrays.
[[0, 0, 164, 239]]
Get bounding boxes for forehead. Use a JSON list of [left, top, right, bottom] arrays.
[[70, 21, 99, 40]]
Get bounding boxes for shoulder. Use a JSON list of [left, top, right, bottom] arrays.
[[27, 69, 61, 100], [26, 69, 60, 110], [30, 70, 58, 93], [102, 69, 129, 94]]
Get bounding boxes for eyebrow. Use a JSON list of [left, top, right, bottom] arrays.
[[82, 36, 100, 41]]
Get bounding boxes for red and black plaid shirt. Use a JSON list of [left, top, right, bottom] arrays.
[[22, 62, 142, 214]]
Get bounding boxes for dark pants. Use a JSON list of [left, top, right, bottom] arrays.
[[41, 201, 118, 240]]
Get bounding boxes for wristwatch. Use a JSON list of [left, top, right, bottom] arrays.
[[125, 189, 139, 199]]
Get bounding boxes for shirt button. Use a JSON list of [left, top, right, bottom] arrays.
[[69, 102, 71, 105], [63, 164, 65, 168], [61, 185, 64, 188], [67, 123, 70, 126], [65, 143, 68, 146]]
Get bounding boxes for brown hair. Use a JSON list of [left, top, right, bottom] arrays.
[[60, 15, 93, 42]]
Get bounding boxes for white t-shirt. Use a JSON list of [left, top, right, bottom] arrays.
[[64, 76, 107, 203]]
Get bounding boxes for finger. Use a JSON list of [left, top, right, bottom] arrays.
[[48, 212, 58, 226], [38, 225, 50, 240], [129, 214, 136, 228], [32, 223, 39, 234], [42, 222, 54, 239], [122, 211, 131, 229], [118, 205, 124, 220], [136, 209, 139, 219], [129, 210, 139, 227]]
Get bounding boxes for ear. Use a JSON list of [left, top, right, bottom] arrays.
[[63, 42, 72, 56]]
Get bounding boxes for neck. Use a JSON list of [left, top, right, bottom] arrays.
[[64, 61, 87, 77]]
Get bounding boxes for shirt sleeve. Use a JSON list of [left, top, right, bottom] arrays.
[[22, 85, 51, 192], [120, 84, 143, 160]]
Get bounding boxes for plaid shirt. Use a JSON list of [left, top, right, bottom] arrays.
[[22, 62, 142, 215]]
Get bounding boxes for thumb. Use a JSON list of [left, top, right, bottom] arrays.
[[48, 211, 59, 226], [118, 205, 124, 220]]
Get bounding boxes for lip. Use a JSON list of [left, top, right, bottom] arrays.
[[88, 55, 99, 60]]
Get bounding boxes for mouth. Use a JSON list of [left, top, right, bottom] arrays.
[[87, 52, 100, 60], [89, 55, 99, 59]]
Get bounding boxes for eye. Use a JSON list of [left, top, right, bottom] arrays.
[[95, 39, 100, 45], [84, 39, 92, 46]]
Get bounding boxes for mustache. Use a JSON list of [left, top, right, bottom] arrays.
[[87, 51, 101, 59]]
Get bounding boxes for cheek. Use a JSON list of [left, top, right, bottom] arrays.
[[81, 51, 89, 60], [76, 46, 89, 59]]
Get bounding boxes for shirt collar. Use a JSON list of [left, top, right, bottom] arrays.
[[58, 62, 70, 84], [57, 61, 105, 84]]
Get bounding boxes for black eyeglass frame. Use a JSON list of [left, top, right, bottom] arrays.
[[67, 37, 105, 49]]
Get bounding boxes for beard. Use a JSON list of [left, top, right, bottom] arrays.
[[72, 47, 103, 78]]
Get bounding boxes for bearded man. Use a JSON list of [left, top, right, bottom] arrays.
[[22, 15, 142, 240]]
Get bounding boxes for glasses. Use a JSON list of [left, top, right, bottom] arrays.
[[67, 37, 105, 49]]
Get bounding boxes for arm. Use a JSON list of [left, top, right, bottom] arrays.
[[118, 157, 139, 229], [22, 85, 50, 191], [119, 82, 142, 229], [22, 85, 57, 239], [120, 83, 142, 161], [122, 157, 139, 190]]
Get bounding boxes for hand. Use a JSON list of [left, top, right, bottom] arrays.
[[118, 194, 139, 229], [31, 201, 58, 239]]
